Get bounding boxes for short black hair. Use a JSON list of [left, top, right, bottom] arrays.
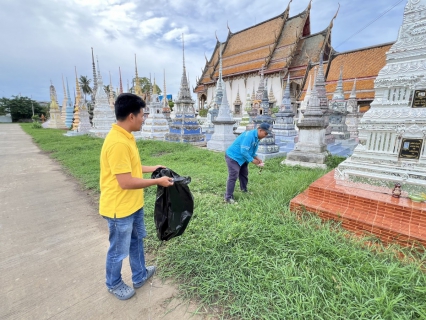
[[114, 93, 146, 121]]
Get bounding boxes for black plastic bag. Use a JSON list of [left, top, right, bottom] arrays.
[[151, 167, 193, 241]]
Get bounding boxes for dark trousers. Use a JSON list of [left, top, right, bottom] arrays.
[[225, 154, 248, 200]]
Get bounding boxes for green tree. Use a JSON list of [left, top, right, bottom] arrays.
[[103, 85, 117, 98], [168, 100, 174, 111], [131, 77, 162, 95], [79, 76, 92, 105], [0, 96, 47, 122]]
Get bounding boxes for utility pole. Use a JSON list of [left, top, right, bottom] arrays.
[[31, 95, 34, 117]]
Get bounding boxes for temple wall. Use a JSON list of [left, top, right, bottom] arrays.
[[203, 73, 285, 114]]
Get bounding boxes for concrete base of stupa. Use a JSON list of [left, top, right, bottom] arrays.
[[257, 151, 287, 161], [63, 130, 87, 137], [207, 122, 236, 152], [89, 129, 111, 138], [290, 170, 426, 248], [284, 150, 328, 169]]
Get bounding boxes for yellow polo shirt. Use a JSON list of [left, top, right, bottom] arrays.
[[99, 124, 144, 218]]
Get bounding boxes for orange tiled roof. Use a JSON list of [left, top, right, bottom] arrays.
[[290, 31, 328, 68], [326, 79, 376, 99], [289, 68, 308, 79], [195, 5, 316, 91], [299, 42, 393, 101], [326, 43, 393, 80], [266, 13, 308, 72]]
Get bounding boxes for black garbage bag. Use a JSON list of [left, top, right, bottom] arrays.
[[151, 167, 193, 241]]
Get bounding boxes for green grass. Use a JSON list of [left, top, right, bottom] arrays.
[[22, 124, 426, 320]]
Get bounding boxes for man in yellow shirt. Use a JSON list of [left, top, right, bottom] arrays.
[[99, 93, 174, 300]]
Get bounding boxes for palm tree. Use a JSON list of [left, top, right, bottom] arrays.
[[79, 76, 92, 104]]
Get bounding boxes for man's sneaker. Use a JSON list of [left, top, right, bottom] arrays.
[[241, 189, 248, 193], [133, 266, 156, 289], [224, 198, 236, 204]]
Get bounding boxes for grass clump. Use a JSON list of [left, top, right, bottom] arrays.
[[22, 124, 426, 320]]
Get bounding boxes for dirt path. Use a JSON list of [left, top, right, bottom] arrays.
[[0, 124, 208, 319]]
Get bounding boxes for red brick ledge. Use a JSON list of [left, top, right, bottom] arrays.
[[290, 170, 426, 248]]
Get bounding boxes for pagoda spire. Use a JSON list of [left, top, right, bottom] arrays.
[[134, 54, 142, 97], [332, 66, 344, 100], [268, 83, 276, 105], [64, 78, 74, 128], [72, 67, 81, 131], [255, 66, 266, 101], [153, 76, 157, 95], [66, 78, 72, 107], [304, 73, 324, 118], [75, 66, 82, 106], [96, 56, 101, 83], [162, 69, 168, 108], [119, 67, 123, 94], [214, 43, 224, 107], [234, 84, 242, 106], [178, 34, 192, 101], [61, 74, 67, 110], [315, 51, 329, 113], [91, 47, 98, 102], [251, 82, 256, 101], [350, 78, 357, 98], [281, 74, 292, 111], [109, 71, 114, 109]]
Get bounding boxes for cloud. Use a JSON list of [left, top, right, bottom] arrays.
[[138, 17, 168, 38], [0, 0, 409, 101]]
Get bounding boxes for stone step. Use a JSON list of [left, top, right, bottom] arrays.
[[290, 170, 426, 248]]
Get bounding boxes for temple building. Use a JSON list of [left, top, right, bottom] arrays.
[[194, 0, 393, 135], [194, 1, 333, 116]]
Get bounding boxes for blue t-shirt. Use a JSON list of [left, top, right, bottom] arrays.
[[226, 129, 259, 166]]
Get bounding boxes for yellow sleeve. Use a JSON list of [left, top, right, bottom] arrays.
[[107, 143, 132, 175]]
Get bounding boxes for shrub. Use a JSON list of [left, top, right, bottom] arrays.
[[198, 108, 208, 117]]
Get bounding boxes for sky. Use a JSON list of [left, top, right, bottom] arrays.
[[0, 0, 407, 102]]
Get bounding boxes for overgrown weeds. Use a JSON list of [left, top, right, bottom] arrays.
[[22, 124, 426, 320]]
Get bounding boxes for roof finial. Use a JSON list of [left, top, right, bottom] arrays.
[[333, 3, 340, 21], [215, 30, 219, 42], [227, 21, 231, 33]]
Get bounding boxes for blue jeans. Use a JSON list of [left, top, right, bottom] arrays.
[[104, 207, 148, 289], [225, 154, 248, 200]]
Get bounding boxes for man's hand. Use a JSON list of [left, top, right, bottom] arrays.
[[252, 159, 261, 165], [157, 176, 174, 187]]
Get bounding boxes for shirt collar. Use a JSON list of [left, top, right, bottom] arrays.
[[111, 124, 134, 140]]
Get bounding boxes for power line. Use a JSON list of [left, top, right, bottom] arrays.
[[335, 0, 405, 49]]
